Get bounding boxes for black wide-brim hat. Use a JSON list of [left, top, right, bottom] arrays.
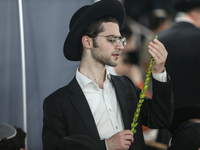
[[168, 105, 200, 134], [59, 135, 100, 150], [172, 0, 200, 12], [63, 0, 125, 61]]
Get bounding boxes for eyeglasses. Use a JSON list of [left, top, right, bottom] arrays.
[[97, 35, 127, 48]]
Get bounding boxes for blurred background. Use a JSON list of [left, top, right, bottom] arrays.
[[0, 0, 178, 149]]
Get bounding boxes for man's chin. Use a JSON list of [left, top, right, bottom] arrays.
[[107, 62, 118, 67]]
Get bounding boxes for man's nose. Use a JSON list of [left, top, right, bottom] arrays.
[[115, 40, 124, 50]]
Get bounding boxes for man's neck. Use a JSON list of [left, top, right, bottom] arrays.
[[79, 61, 106, 89]]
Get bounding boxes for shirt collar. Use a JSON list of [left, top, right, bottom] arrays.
[[175, 17, 195, 25], [76, 68, 112, 91]]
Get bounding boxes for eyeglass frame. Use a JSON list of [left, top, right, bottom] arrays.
[[86, 34, 127, 48]]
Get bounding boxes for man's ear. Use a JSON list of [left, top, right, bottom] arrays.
[[82, 35, 93, 49]]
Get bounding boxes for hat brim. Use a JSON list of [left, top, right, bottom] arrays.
[[63, 0, 125, 61], [168, 105, 200, 134]]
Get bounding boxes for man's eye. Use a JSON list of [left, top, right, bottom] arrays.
[[108, 38, 115, 42]]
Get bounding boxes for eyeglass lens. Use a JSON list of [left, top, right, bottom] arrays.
[[114, 37, 126, 47]]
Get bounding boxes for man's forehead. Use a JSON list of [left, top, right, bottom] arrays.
[[101, 22, 120, 34]]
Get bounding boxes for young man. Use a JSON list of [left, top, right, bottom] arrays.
[[0, 123, 27, 150], [42, 0, 173, 150]]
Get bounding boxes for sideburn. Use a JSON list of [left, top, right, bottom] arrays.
[[92, 38, 99, 48]]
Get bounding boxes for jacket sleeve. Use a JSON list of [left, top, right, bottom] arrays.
[[120, 74, 174, 129], [141, 74, 174, 128], [42, 97, 67, 150]]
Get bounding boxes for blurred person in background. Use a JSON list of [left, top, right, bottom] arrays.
[[149, 9, 172, 34], [158, 0, 200, 108], [156, 0, 200, 146], [123, 0, 175, 28], [0, 123, 27, 150]]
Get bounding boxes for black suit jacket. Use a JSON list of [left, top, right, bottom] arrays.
[[158, 22, 200, 108], [42, 75, 173, 150]]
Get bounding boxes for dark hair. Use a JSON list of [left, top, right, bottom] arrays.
[[79, 16, 119, 55], [0, 127, 26, 150], [84, 15, 119, 38], [148, 9, 170, 31]]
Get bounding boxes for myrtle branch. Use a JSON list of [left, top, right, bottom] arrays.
[[131, 35, 158, 134]]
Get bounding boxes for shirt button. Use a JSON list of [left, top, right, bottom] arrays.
[[116, 126, 118, 129], [109, 108, 112, 111], [94, 85, 97, 88]]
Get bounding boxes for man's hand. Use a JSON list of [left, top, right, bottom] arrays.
[[106, 130, 134, 150], [148, 39, 168, 74]]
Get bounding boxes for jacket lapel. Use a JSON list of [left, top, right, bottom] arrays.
[[67, 77, 100, 140], [111, 75, 131, 130]]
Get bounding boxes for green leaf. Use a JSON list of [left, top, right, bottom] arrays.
[[136, 108, 140, 113], [134, 123, 138, 128], [140, 93, 146, 99], [133, 129, 137, 134]]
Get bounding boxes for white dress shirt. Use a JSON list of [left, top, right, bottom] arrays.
[[76, 67, 167, 147], [76, 69, 124, 140]]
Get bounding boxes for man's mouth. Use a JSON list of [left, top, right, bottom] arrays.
[[112, 53, 120, 58]]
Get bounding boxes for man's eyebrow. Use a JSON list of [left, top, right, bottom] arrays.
[[106, 35, 122, 38]]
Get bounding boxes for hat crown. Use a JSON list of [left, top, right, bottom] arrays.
[[69, 5, 89, 30], [172, 0, 200, 11]]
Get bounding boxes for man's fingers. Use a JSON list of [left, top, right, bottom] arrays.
[[106, 130, 134, 150], [124, 140, 132, 146], [153, 39, 166, 51], [148, 40, 167, 63], [123, 129, 134, 135], [149, 39, 167, 58], [125, 134, 134, 143]]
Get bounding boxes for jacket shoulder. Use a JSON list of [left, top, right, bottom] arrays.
[[44, 77, 77, 103]]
